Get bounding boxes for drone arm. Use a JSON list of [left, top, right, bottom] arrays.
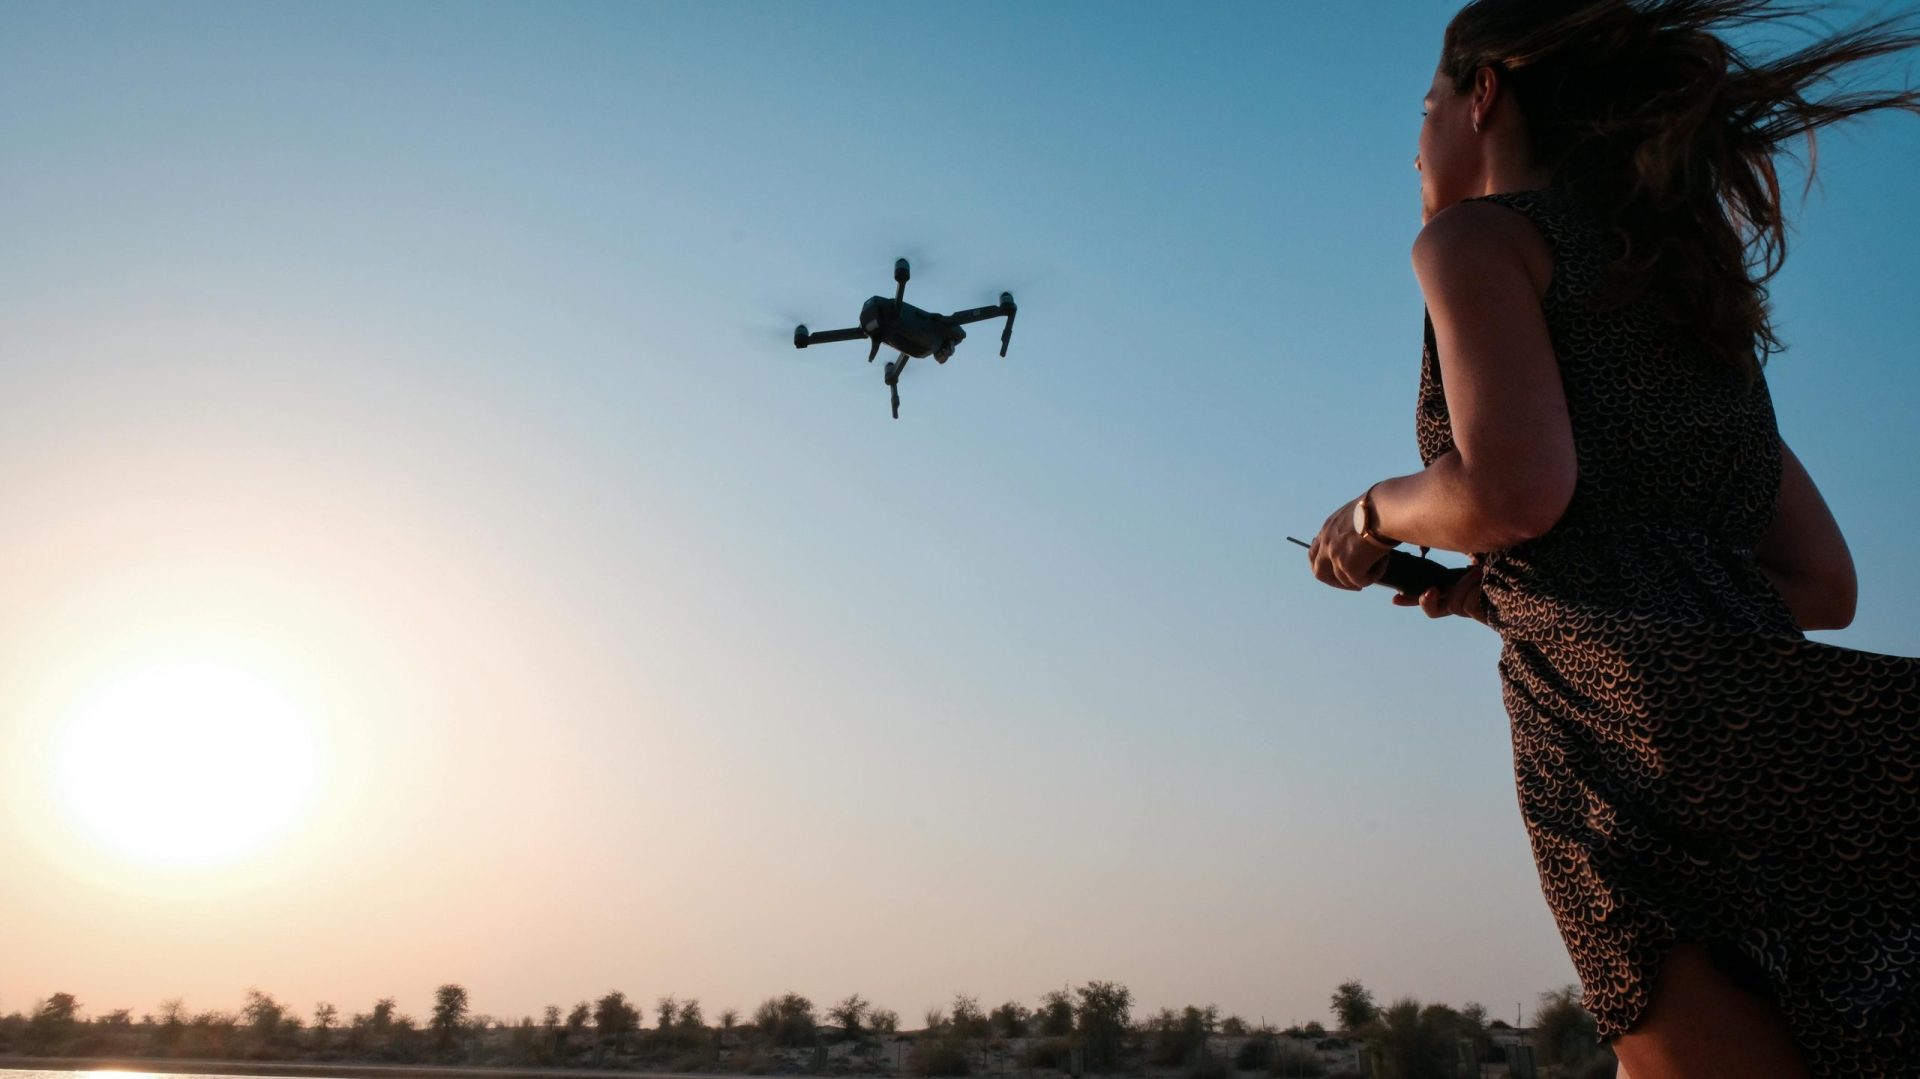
[[946, 304, 1010, 326], [794, 325, 867, 348], [946, 292, 1017, 356]]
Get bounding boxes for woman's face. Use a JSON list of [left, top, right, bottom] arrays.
[[1416, 61, 1478, 224]]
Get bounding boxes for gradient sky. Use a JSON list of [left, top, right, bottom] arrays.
[[3, 0, 1917, 1034]]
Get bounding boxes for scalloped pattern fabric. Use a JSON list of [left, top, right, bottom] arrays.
[[1415, 185, 1920, 1074]]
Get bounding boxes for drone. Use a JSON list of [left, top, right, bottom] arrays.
[[793, 258, 1017, 418]]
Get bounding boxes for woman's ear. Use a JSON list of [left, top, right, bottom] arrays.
[[1474, 63, 1503, 121]]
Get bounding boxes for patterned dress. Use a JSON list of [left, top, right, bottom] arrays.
[[1414, 185, 1920, 1075]]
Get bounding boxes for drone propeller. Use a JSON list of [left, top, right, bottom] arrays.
[[757, 312, 811, 343]]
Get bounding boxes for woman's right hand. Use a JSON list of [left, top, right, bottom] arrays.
[[1391, 563, 1488, 623]]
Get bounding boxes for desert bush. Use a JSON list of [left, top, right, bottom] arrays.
[[1072, 981, 1132, 1073], [1146, 1005, 1216, 1066], [1357, 998, 1453, 1079], [989, 1001, 1030, 1039], [1187, 1051, 1230, 1079], [25, 994, 83, 1055], [1022, 1036, 1073, 1070], [828, 995, 870, 1042], [1035, 990, 1074, 1038], [1330, 983, 1378, 1032], [754, 993, 818, 1048], [1235, 1033, 1275, 1070], [909, 1034, 971, 1077], [668, 1049, 710, 1071], [948, 995, 990, 1041], [1535, 986, 1604, 1071], [1269, 1044, 1325, 1077]]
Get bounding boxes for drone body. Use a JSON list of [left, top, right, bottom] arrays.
[[793, 258, 1017, 418]]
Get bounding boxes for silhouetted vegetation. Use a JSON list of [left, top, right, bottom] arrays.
[[430, 985, 470, 1058], [1534, 984, 1608, 1074], [827, 995, 871, 1043], [1329, 981, 1378, 1031], [0, 975, 1602, 1078], [907, 1027, 970, 1077], [1071, 980, 1131, 1073], [751, 991, 818, 1049], [945, 995, 990, 1042], [1035, 989, 1074, 1038], [593, 991, 639, 1060], [1145, 1004, 1217, 1066]]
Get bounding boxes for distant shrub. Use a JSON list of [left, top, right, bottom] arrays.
[[1035, 991, 1075, 1038], [989, 1001, 1031, 1039], [1072, 982, 1132, 1073], [910, 1035, 971, 1077], [1535, 985, 1603, 1071], [754, 993, 818, 1048], [1187, 1052, 1230, 1079], [1235, 1035, 1275, 1070], [949, 995, 990, 1041], [1146, 1005, 1216, 1066], [1270, 1044, 1324, 1077], [1022, 1036, 1072, 1070]]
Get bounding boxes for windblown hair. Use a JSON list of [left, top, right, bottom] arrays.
[[1443, 0, 1920, 381]]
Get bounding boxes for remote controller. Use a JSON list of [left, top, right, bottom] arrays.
[[1287, 536, 1469, 598]]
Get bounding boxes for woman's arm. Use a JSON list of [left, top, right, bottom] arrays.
[[1369, 202, 1578, 552], [1307, 202, 1574, 592], [1755, 441, 1856, 630]]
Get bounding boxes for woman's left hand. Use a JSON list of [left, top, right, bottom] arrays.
[[1307, 495, 1391, 590]]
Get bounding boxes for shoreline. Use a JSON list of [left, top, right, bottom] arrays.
[[0, 1058, 771, 1079]]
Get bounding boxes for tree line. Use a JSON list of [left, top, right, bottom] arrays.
[[0, 978, 1610, 1079]]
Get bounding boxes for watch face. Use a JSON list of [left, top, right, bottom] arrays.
[[1353, 498, 1370, 536]]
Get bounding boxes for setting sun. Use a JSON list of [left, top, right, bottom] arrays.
[[49, 658, 326, 870]]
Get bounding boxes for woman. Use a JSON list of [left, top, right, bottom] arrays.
[[1304, 1, 1920, 1075]]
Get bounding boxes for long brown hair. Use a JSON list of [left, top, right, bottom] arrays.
[[1443, 0, 1920, 381]]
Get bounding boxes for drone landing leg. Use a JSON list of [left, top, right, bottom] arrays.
[[885, 353, 910, 419]]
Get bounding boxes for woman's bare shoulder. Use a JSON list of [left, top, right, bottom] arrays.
[[1412, 200, 1554, 303]]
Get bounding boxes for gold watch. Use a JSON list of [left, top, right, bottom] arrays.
[[1352, 485, 1401, 549]]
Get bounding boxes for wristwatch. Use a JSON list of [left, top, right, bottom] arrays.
[[1352, 485, 1401, 549]]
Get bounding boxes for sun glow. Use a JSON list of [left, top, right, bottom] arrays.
[[50, 658, 327, 870]]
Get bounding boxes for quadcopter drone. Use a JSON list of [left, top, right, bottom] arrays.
[[793, 258, 1017, 418]]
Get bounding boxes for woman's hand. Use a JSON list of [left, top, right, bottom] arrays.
[[1389, 563, 1488, 623], [1308, 496, 1391, 590]]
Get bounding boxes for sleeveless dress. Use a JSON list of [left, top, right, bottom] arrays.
[[1414, 185, 1920, 1074]]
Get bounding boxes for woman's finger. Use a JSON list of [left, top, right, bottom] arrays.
[[1313, 548, 1353, 590], [1442, 581, 1472, 618], [1419, 587, 1446, 618]]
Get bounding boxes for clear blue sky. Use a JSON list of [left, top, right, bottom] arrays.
[[2, 0, 1917, 1032]]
